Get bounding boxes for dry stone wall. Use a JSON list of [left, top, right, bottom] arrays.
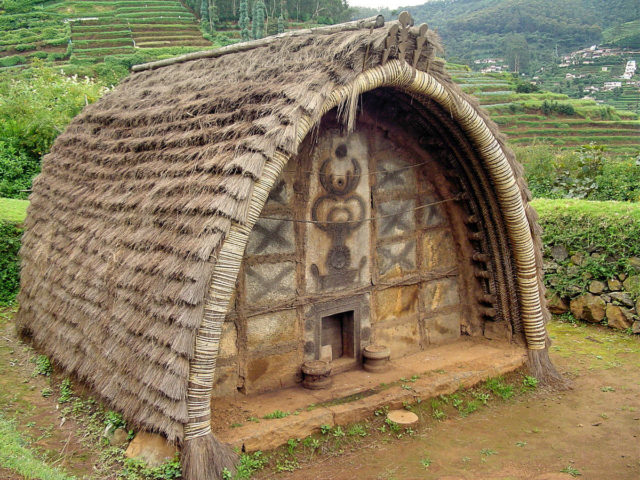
[[544, 246, 640, 334]]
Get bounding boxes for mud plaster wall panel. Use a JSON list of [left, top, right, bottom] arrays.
[[305, 131, 371, 293], [372, 285, 421, 357], [373, 150, 419, 281]]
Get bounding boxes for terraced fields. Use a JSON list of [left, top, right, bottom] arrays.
[[65, 0, 211, 61], [450, 67, 640, 156], [0, 11, 70, 68], [0, 0, 212, 68]]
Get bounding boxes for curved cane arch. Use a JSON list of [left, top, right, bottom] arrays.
[[184, 59, 547, 441]]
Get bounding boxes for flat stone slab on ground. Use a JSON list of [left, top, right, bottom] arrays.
[[387, 409, 418, 425]]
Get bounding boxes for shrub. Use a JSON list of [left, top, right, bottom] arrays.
[[0, 62, 109, 193], [518, 143, 640, 201], [0, 141, 40, 199], [119, 454, 181, 480], [592, 159, 640, 201], [0, 221, 22, 305], [540, 100, 576, 116], [515, 81, 539, 93], [552, 143, 604, 199]]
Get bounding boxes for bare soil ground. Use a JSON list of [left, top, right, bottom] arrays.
[[258, 321, 640, 480], [0, 306, 638, 480]]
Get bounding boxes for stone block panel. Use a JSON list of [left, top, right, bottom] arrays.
[[373, 284, 419, 324], [418, 193, 446, 228], [211, 363, 239, 397], [422, 277, 460, 313], [246, 309, 299, 351], [377, 239, 417, 279], [246, 217, 294, 256], [244, 261, 296, 305], [377, 199, 416, 239], [218, 322, 238, 359], [372, 319, 421, 359], [422, 228, 457, 272], [373, 153, 417, 193], [425, 311, 461, 345], [484, 320, 512, 342], [246, 349, 302, 394]]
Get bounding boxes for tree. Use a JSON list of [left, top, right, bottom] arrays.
[[238, 0, 250, 42], [504, 33, 531, 74], [200, 0, 209, 30], [252, 0, 266, 40], [277, 14, 285, 34], [209, 0, 219, 32]]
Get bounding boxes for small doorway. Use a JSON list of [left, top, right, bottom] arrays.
[[321, 310, 355, 362], [307, 296, 365, 373]]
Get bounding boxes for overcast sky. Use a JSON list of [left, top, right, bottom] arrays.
[[348, 0, 425, 8]]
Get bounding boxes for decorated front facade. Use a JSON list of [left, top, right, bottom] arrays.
[[213, 95, 513, 396]]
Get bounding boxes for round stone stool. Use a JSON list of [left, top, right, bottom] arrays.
[[302, 360, 332, 390], [363, 344, 390, 373]]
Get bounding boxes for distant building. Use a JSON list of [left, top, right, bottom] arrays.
[[603, 81, 622, 91]]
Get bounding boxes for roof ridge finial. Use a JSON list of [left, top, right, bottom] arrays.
[[382, 11, 419, 66]]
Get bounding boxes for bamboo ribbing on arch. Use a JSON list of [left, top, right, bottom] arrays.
[[183, 60, 549, 468]]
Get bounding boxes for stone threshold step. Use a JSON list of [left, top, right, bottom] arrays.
[[213, 338, 526, 451]]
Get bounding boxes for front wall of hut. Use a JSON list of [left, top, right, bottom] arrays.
[[213, 98, 497, 396]]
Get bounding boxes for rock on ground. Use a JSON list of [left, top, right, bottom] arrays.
[[547, 293, 569, 315], [588, 280, 605, 294], [125, 431, 177, 467], [570, 294, 606, 323], [606, 304, 634, 330]]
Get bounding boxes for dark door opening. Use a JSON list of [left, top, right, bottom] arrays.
[[321, 310, 355, 361]]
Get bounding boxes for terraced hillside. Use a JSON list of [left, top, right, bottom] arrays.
[[450, 66, 640, 156], [603, 19, 640, 49], [0, 10, 70, 68], [535, 52, 640, 116], [0, 0, 213, 69], [65, 0, 211, 61]]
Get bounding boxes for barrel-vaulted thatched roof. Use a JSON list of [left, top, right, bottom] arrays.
[[17, 13, 558, 478]]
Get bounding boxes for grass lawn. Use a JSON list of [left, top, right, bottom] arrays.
[[531, 198, 640, 221], [0, 198, 29, 224]]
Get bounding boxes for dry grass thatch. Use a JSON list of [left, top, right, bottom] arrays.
[[16, 15, 550, 446]]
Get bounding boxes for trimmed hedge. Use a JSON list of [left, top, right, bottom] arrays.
[[0, 198, 27, 305], [0, 222, 22, 305], [532, 199, 640, 297]]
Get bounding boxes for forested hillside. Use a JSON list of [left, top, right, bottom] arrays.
[[356, 0, 639, 72]]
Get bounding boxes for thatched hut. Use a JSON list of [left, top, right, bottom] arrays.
[[17, 13, 560, 479]]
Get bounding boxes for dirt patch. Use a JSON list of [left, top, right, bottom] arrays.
[[0, 307, 100, 477], [256, 321, 640, 480], [1, 306, 638, 480]]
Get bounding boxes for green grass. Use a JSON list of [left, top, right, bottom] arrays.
[[0, 198, 29, 224], [0, 414, 74, 480], [531, 198, 640, 222]]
